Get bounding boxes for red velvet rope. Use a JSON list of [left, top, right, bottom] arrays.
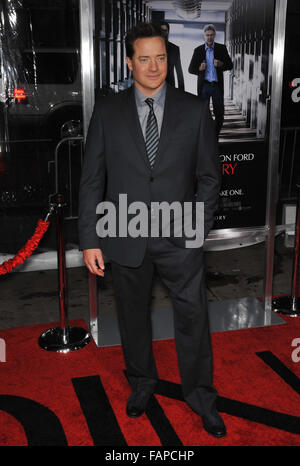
[[0, 219, 50, 275]]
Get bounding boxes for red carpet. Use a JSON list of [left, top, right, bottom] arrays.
[[1, 315, 300, 446]]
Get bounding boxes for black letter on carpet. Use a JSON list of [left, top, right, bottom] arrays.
[[72, 375, 127, 446], [256, 350, 300, 395], [155, 377, 300, 435], [0, 395, 67, 445], [145, 395, 183, 446]]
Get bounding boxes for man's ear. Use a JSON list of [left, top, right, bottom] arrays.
[[126, 56, 133, 71]]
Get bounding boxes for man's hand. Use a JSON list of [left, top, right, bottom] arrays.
[[214, 59, 223, 68], [83, 248, 105, 277], [199, 61, 206, 71]]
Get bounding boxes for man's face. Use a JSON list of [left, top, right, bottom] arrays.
[[204, 29, 216, 46], [126, 36, 167, 97]]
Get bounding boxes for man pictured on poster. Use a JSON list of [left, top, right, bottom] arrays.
[[160, 21, 185, 90], [78, 22, 226, 438], [188, 24, 233, 137]]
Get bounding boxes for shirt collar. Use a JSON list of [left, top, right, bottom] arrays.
[[205, 42, 215, 50], [134, 82, 166, 108]]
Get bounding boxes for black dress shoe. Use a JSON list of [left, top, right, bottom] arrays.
[[126, 390, 153, 418], [202, 412, 226, 438]]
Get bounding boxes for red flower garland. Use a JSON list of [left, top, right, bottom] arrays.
[[0, 219, 50, 275]]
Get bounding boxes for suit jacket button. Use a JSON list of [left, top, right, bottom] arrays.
[[150, 176, 154, 182]]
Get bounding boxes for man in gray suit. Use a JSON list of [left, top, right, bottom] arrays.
[[78, 23, 225, 438]]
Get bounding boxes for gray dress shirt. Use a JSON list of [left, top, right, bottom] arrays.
[[134, 83, 166, 139]]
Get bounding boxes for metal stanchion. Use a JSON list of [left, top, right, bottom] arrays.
[[273, 182, 300, 316], [89, 272, 99, 346], [39, 193, 91, 352]]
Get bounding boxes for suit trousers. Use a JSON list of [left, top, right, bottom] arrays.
[[200, 81, 224, 136], [110, 236, 218, 417]]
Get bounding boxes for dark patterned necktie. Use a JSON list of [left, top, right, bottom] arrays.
[[145, 98, 159, 168]]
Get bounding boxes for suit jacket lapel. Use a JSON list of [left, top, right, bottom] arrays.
[[123, 87, 152, 171], [200, 44, 206, 61], [152, 84, 175, 173], [214, 42, 221, 59]]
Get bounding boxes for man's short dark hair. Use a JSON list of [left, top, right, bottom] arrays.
[[160, 21, 170, 32], [125, 22, 166, 59]]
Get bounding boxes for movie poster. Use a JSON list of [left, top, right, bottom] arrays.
[[150, 0, 275, 229], [280, 0, 300, 208]]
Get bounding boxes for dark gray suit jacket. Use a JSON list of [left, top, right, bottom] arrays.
[[78, 84, 221, 267]]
